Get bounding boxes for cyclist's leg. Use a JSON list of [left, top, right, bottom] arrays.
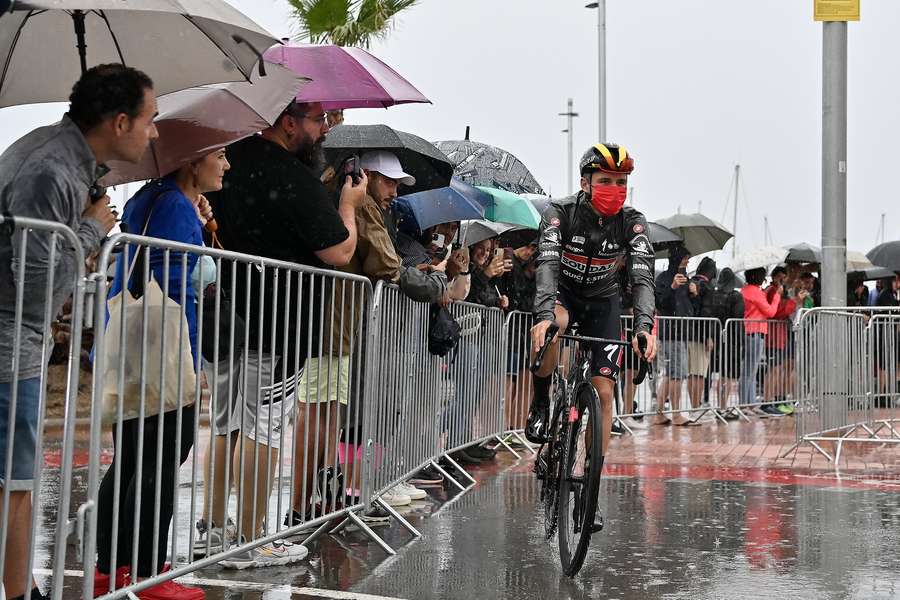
[[526, 303, 569, 443], [584, 297, 623, 467]]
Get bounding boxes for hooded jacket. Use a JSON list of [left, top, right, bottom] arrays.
[[655, 246, 695, 339]]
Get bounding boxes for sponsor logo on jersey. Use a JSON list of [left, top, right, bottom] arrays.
[[544, 230, 560, 244], [631, 239, 653, 256], [571, 235, 586, 244], [561, 252, 618, 275], [550, 217, 561, 227], [599, 240, 620, 253], [600, 367, 613, 376], [632, 263, 651, 271], [632, 223, 645, 234], [539, 250, 559, 259]]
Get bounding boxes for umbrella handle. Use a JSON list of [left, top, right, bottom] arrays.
[[232, 35, 267, 77]]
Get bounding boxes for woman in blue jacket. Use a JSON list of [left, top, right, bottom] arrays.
[[94, 149, 228, 600]]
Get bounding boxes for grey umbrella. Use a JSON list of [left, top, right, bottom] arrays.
[[434, 139, 545, 195], [656, 213, 733, 256], [522, 193, 552, 218], [459, 220, 520, 247], [849, 265, 896, 281], [867, 241, 900, 271], [784, 242, 822, 263], [648, 221, 684, 258], [0, 1, 278, 108], [323, 124, 454, 195]]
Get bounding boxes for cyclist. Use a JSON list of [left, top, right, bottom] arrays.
[[526, 143, 658, 482]]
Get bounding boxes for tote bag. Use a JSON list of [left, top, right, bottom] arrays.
[[101, 198, 197, 424]]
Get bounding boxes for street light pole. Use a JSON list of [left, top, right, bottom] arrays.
[[821, 21, 848, 307], [559, 98, 579, 196], [585, 1, 606, 142]]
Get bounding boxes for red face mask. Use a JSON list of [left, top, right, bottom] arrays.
[[590, 184, 627, 217]]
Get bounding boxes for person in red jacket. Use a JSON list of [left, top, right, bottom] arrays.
[[762, 267, 797, 415], [738, 268, 780, 408]]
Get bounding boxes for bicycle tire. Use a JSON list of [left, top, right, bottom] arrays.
[[557, 382, 604, 577], [541, 371, 567, 539]]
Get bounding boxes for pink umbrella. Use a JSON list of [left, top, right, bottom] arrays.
[[103, 63, 308, 185], [263, 43, 430, 110]]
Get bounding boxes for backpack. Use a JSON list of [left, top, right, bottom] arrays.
[[428, 304, 461, 357], [702, 285, 731, 325]]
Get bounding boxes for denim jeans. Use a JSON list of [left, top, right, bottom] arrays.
[[738, 334, 765, 406]]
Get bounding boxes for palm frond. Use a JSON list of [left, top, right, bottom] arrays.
[[289, 0, 420, 48], [286, 0, 352, 44]]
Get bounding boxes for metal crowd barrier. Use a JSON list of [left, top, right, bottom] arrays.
[[0, 215, 87, 600], [786, 307, 900, 463], [81, 233, 376, 599]]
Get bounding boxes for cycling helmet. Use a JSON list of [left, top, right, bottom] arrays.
[[579, 143, 634, 176]]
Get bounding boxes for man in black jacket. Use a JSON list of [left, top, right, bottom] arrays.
[[654, 245, 693, 425], [526, 144, 657, 520]]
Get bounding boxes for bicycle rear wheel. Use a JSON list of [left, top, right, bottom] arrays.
[[557, 382, 604, 577]]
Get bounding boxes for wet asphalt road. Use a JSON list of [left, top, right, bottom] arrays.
[[35, 450, 900, 600]]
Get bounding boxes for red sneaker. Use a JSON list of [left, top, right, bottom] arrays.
[[93, 566, 130, 597], [136, 579, 204, 600]]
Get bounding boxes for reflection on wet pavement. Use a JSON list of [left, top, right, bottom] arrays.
[[36, 451, 900, 599]]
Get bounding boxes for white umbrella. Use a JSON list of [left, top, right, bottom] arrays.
[[655, 213, 733, 255], [103, 63, 308, 185], [729, 246, 790, 273], [459, 220, 520, 247], [0, 1, 279, 108], [846, 250, 876, 272]]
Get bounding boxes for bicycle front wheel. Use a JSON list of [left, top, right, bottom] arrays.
[[557, 382, 604, 577]]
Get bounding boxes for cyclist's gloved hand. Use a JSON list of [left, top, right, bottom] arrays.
[[632, 330, 657, 362], [531, 320, 558, 355]]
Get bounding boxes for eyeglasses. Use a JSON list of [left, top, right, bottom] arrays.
[[299, 113, 328, 126]]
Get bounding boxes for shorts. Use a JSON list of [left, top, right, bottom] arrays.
[[688, 342, 711, 377], [660, 340, 688, 380], [0, 377, 41, 491], [204, 352, 298, 449], [297, 356, 351, 405], [556, 290, 623, 380]]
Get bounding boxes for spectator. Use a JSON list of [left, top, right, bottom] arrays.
[[874, 275, 900, 399], [710, 268, 745, 419], [799, 272, 820, 308], [870, 278, 883, 306], [499, 242, 538, 433], [739, 268, 781, 410], [287, 150, 409, 527], [654, 245, 693, 426], [0, 64, 153, 600], [204, 100, 366, 569], [499, 242, 538, 312], [686, 256, 717, 421], [762, 267, 797, 416], [467, 239, 510, 309], [848, 278, 869, 307], [97, 147, 228, 600]]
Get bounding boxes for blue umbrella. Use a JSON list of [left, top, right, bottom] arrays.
[[393, 177, 489, 234]]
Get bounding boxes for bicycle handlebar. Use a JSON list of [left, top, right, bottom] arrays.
[[529, 323, 653, 385]]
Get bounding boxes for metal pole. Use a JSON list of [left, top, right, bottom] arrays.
[[598, 0, 606, 141], [732, 164, 740, 259], [559, 98, 579, 196], [822, 21, 848, 307]]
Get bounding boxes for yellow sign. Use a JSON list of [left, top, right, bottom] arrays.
[[814, 0, 860, 21]]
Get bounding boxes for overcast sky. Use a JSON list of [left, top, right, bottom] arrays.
[[1, 0, 897, 258]]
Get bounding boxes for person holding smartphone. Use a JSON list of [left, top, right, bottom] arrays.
[[653, 244, 694, 426], [466, 238, 510, 309]]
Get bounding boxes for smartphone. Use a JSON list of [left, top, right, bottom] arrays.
[[432, 233, 446, 248], [677, 267, 687, 276], [341, 154, 362, 185], [494, 248, 504, 262]]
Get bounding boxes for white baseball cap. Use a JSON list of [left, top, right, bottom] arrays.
[[359, 151, 416, 186]]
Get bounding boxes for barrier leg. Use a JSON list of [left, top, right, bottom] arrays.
[[512, 431, 537, 454], [430, 459, 466, 492], [809, 440, 834, 462], [494, 434, 523, 459], [442, 454, 476, 487], [376, 497, 422, 538], [613, 415, 633, 436], [299, 518, 336, 547], [345, 511, 396, 556]]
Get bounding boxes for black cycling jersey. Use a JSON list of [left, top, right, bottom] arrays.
[[533, 192, 655, 334]]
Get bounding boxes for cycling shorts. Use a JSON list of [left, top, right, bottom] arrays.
[[556, 289, 623, 380]]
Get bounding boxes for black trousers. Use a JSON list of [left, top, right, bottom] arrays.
[[96, 404, 196, 576]]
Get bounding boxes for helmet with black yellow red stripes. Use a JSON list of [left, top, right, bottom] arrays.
[[579, 143, 634, 176]]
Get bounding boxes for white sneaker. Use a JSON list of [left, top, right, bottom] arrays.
[[621, 417, 648, 430], [380, 488, 411, 507], [395, 481, 427, 501], [220, 538, 309, 570]]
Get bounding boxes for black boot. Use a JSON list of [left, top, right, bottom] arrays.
[[525, 374, 552, 444]]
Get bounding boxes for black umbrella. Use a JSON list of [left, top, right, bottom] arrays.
[[434, 139, 545, 195], [784, 242, 822, 264], [323, 124, 453, 194], [498, 227, 539, 249], [648, 221, 684, 258], [868, 241, 900, 272]]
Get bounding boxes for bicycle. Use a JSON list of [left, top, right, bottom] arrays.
[[530, 322, 652, 576]]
